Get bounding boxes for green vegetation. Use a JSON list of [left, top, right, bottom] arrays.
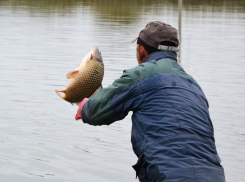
[[0, 0, 244, 23]]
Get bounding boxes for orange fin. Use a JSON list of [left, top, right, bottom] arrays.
[[55, 89, 66, 99], [74, 102, 81, 106], [66, 70, 79, 79]]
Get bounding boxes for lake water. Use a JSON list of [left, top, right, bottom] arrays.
[[0, 0, 245, 181]]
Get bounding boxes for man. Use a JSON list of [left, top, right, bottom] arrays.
[[75, 21, 225, 182]]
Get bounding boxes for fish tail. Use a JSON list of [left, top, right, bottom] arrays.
[[55, 89, 67, 99]]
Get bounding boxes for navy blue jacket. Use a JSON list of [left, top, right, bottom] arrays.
[[81, 51, 225, 182]]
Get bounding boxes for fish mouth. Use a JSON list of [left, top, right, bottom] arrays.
[[92, 47, 103, 63]]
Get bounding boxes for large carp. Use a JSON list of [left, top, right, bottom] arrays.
[[55, 47, 104, 105]]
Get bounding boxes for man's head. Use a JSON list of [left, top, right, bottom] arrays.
[[133, 21, 179, 64]]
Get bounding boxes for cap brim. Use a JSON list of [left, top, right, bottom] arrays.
[[131, 37, 138, 43]]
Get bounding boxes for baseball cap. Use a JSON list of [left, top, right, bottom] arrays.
[[131, 21, 180, 52]]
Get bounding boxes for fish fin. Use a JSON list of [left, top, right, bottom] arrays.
[[86, 54, 93, 62], [74, 102, 81, 106], [66, 70, 79, 79], [89, 84, 103, 98], [55, 89, 66, 99]]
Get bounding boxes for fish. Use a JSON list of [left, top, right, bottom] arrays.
[[55, 47, 104, 105]]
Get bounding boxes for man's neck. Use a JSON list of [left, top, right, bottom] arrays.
[[142, 51, 177, 64]]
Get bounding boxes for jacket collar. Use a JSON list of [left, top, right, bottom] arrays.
[[143, 50, 177, 63]]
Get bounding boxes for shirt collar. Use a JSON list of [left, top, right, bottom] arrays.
[[143, 50, 177, 63]]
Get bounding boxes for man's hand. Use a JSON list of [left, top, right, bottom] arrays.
[[75, 98, 89, 120]]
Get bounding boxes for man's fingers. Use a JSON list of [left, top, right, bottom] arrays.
[[75, 113, 81, 120]]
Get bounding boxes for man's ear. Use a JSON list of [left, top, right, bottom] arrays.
[[137, 44, 149, 65], [140, 45, 149, 58], [138, 44, 144, 54]]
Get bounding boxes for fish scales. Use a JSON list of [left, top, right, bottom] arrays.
[[55, 47, 104, 105], [68, 61, 103, 102]]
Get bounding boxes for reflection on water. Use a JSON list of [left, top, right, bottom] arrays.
[[0, 0, 245, 20], [0, 0, 245, 182]]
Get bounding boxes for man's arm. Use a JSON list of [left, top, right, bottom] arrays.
[[80, 70, 143, 125]]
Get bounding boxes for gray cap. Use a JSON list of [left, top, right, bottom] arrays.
[[132, 21, 180, 52]]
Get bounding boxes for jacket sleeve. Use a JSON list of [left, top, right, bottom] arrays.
[[81, 70, 143, 125]]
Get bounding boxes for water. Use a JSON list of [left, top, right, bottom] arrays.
[[0, 0, 245, 181]]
